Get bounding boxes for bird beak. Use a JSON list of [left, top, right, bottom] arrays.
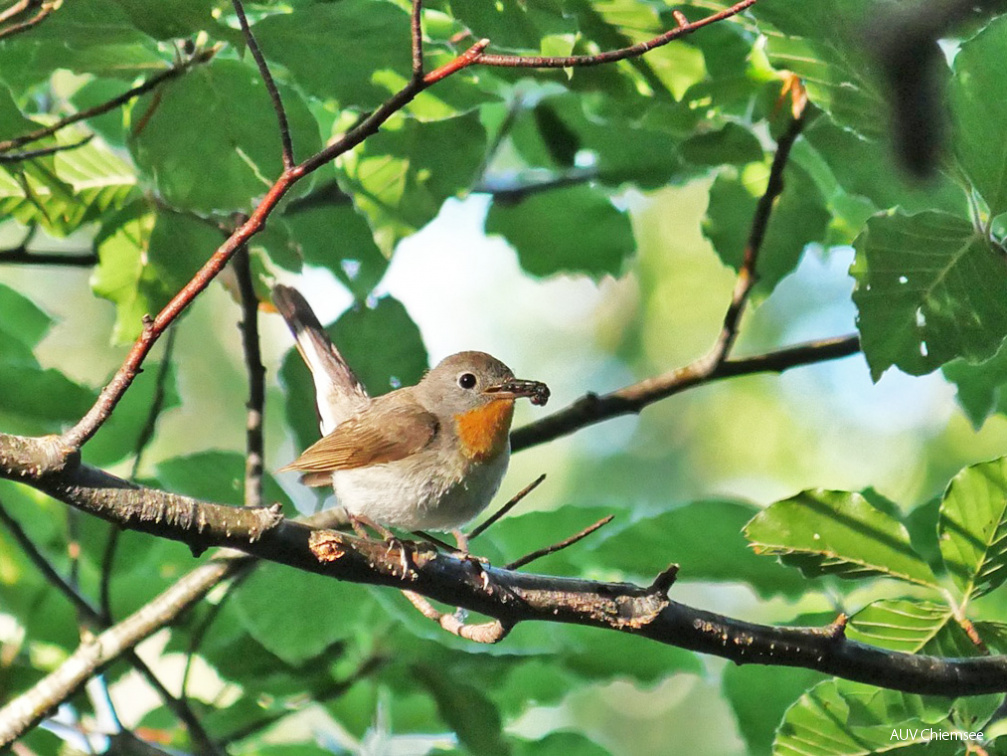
[[484, 378, 550, 406]]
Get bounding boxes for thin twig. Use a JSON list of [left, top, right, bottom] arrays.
[[473, 0, 757, 69], [0, 0, 54, 41], [181, 565, 254, 702], [218, 655, 387, 745], [716, 103, 807, 361], [401, 590, 512, 644], [0, 135, 94, 163], [0, 47, 219, 153], [0, 497, 99, 619], [230, 0, 294, 169], [0, 0, 33, 25], [505, 515, 613, 570], [469, 473, 546, 541], [410, 0, 424, 79], [231, 245, 265, 509], [0, 248, 98, 266], [512, 334, 861, 452]]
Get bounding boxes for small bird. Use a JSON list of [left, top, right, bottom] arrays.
[[273, 285, 549, 543]]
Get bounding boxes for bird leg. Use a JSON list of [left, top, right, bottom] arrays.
[[349, 514, 414, 579]]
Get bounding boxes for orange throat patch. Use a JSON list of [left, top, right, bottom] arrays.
[[454, 400, 515, 462]]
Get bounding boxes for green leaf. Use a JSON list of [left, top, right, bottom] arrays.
[[0, 282, 51, 358], [413, 664, 510, 756], [129, 59, 321, 213], [943, 338, 1007, 427], [252, 0, 412, 109], [851, 211, 1007, 379], [330, 296, 428, 397], [507, 95, 684, 189], [513, 732, 609, 756], [450, 0, 574, 52], [754, 0, 886, 141], [114, 0, 222, 40], [0, 129, 138, 236], [744, 490, 939, 587], [283, 201, 388, 299], [91, 207, 220, 343], [847, 599, 979, 656], [486, 185, 633, 279], [338, 111, 486, 256], [950, 15, 1007, 217], [82, 361, 179, 468], [703, 162, 829, 294], [590, 500, 807, 599], [802, 119, 966, 217], [938, 457, 1007, 601], [723, 664, 826, 756], [0, 0, 164, 87], [0, 364, 95, 434], [233, 561, 376, 666], [679, 123, 764, 167], [775, 680, 960, 756]]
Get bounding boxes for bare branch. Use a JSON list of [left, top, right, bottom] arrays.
[[411, 0, 424, 79], [469, 473, 546, 540], [424, 38, 489, 84], [231, 0, 294, 169], [0, 557, 243, 747], [232, 245, 266, 508], [505, 514, 613, 570], [0, 495, 223, 754], [715, 102, 807, 361], [402, 590, 512, 643], [0, 0, 54, 41], [512, 334, 861, 452], [474, 0, 757, 69], [0, 247, 98, 266]]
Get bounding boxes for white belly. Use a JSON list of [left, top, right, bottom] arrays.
[[331, 447, 510, 531]]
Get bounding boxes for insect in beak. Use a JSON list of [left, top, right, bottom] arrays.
[[483, 379, 550, 406]]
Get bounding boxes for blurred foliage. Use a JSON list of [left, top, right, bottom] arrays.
[[3, 0, 1007, 755]]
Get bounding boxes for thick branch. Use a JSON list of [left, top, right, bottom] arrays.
[[232, 245, 266, 508], [1, 447, 1006, 751]]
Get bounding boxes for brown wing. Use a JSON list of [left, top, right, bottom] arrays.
[[280, 401, 439, 481]]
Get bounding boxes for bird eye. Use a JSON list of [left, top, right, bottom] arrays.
[[458, 372, 477, 389]]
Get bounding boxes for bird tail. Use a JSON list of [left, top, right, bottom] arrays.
[[272, 284, 369, 433]]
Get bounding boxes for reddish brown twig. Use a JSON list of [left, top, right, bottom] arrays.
[[50, 3, 762, 460], [424, 38, 489, 84], [474, 0, 757, 69], [505, 515, 614, 570], [231, 0, 294, 169], [0, 47, 218, 153]]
